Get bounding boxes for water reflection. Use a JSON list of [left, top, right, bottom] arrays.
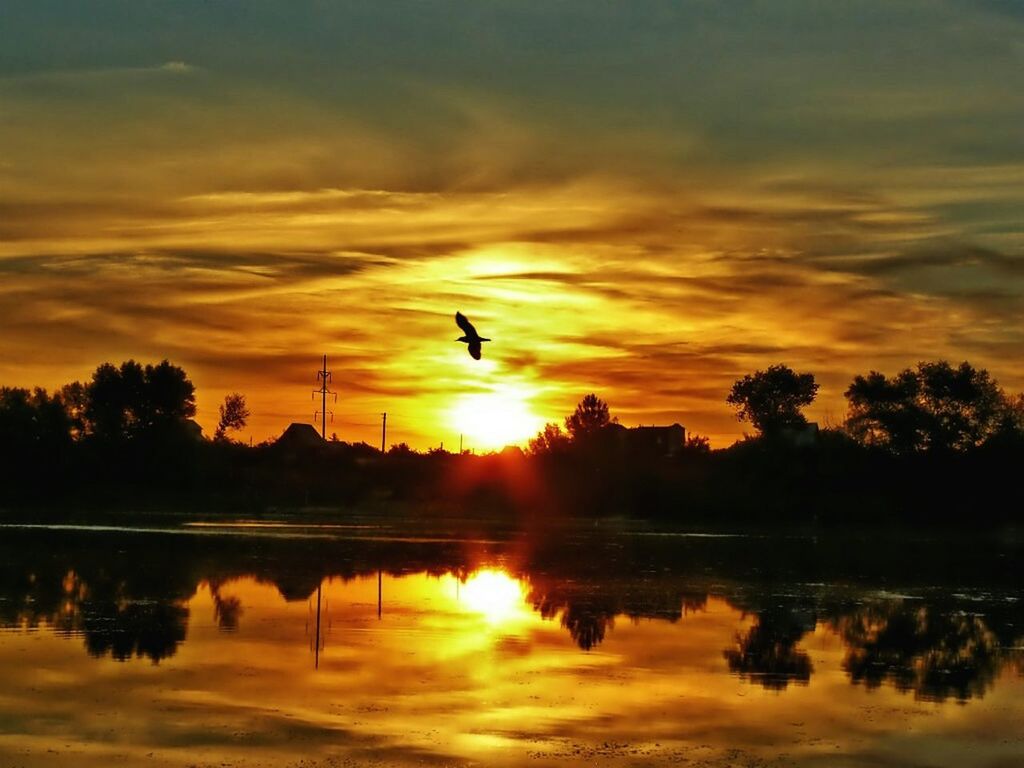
[[459, 569, 528, 625], [1, 523, 1023, 767], [209, 579, 244, 631], [834, 601, 1004, 702], [1, 525, 1020, 698], [724, 605, 815, 690]]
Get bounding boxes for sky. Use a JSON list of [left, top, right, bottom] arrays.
[[1, 1, 1022, 449]]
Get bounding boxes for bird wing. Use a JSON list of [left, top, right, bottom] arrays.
[[468, 341, 482, 360], [455, 311, 477, 337]]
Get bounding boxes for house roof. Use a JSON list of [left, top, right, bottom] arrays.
[[275, 422, 325, 449]]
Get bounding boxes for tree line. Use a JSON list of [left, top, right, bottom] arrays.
[[527, 360, 1024, 456], [1, 357, 1022, 522], [0, 360, 248, 448], [3, 357, 1020, 456]]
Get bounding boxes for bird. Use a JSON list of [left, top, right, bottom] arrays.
[[455, 311, 490, 360]]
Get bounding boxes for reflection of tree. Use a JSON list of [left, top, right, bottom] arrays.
[[0, 548, 193, 665], [2, 527, 1023, 694], [209, 580, 244, 631], [833, 602, 1002, 702], [560, 603, 614, 651], [81, 601, 188, 663], [1008, 649, 1024, 678], [723, 607, 813, 690], [529, 583, 703, 651], [0, 570, 190, 663], [531, 591, 617, 651]]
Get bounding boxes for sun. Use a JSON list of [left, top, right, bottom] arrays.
[[449, 385, 545, 451], [458, 569, 528, 625]]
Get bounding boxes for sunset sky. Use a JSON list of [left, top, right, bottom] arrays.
[[1, 1, 1022, 449]]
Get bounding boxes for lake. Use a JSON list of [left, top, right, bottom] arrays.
[[1, 518, 1022, 767]]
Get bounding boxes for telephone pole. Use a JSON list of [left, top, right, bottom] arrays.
[[381, 412, 387, 453], [313, 355, 336, 439]]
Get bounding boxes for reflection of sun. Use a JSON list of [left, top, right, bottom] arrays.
[[459, 569, 528, 625], [450, 385, 545, 450]]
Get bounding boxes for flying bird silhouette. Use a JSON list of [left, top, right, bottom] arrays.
[[455, 312, 490, 360]]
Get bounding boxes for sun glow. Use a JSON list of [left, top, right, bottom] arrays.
[[450, 385, 545, 450], [458, 569, 529, 626]]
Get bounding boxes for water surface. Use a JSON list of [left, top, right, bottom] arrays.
[[1, 520, 1021, 767]]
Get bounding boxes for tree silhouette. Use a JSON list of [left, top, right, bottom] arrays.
[[684, 433, 711, 454], [565, 394, 613, 441], [84, 360, 195, 441], [143, 360, 197, 427], [84, 362, 129, 440], [0, 388, 38, 445], [726, 365, 818, 437], [0, 387, 73, 448], [998, 393, 1024, 437], [215, 393, 250, 441], [917, 361, 1003, 451], [846, 361, 1006, 453], [528, 422, 571, 455], [59, 381, 88, 440], [844, 368, 923, 452]]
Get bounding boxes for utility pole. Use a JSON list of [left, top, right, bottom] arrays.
[[313, 355, 336, 439], [459, 433, 463, 453], [381, 412, 387, 453]]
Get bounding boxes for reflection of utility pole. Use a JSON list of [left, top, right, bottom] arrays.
[[377, 569, 382, 620], [314, 581, 322, 669], [313, 355, 336, 439], [381, 412, 387, 453]]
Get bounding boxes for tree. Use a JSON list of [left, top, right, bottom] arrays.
[[0, 387, 73, 454], [998, 393, 1024, 435], [30, 387, 73, 448], [85, 362, 132, 440], [528, 422, 572, 455], [0, 388, 37, 446], [83, 360, 196, 441], [917, 361, 1003, 451], [845, 369, 923, 453], [215, 393, 250, 441], [683, 434, 712, 455], [144, 360, 197, 426], [845, 361, 1005, 453], [59, 382, 88, 440], [726, 365, 818, 437], [565, 394, 613, 441]]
